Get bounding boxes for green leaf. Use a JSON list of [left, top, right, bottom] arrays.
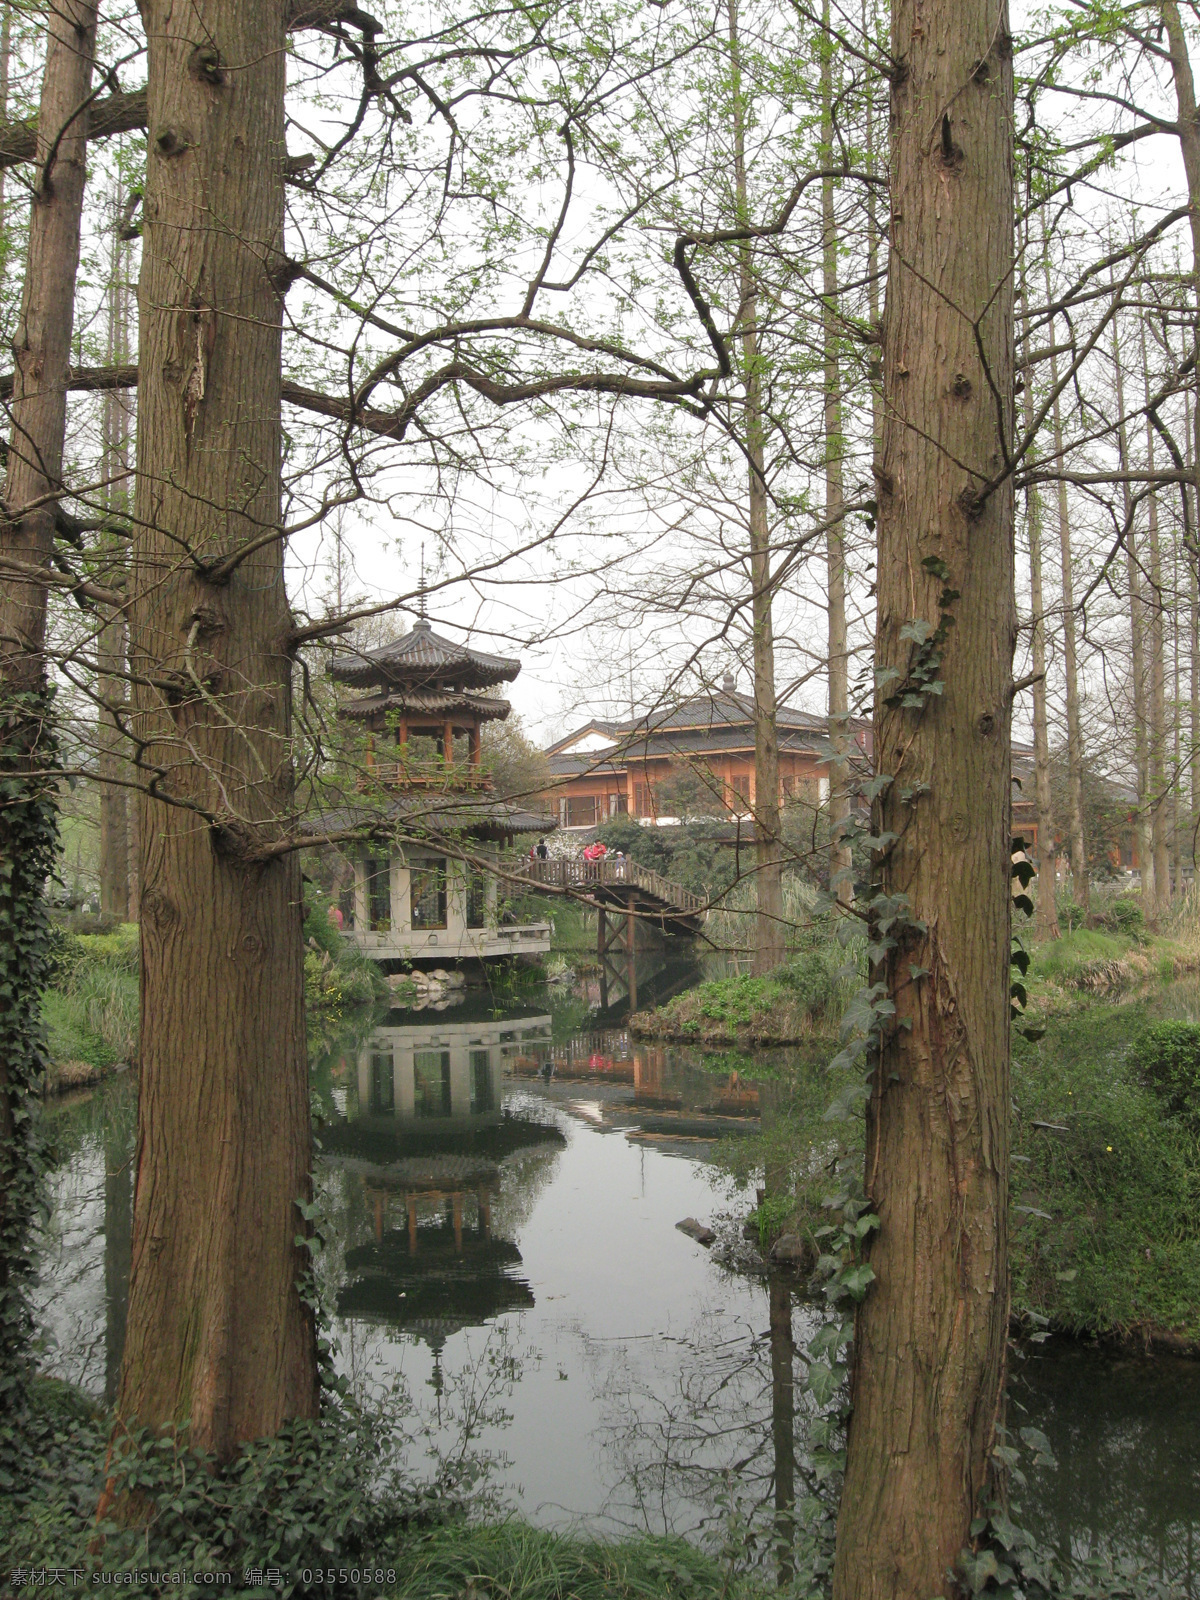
[[807, 1360, 841, 1407], [838, 1263, 876, 1299]]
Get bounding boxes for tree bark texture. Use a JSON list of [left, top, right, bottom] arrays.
[[1021, 366, 1059, 940], [116, 0, 317, 1462], [822, 4, 852, 910], [0, 0, 96, 1335], [1019, 248, 1057, 936], [727, 0, 785, 974], [1113, 332, 1154, 906], [832, 1, 1014, 1593], [1046, 320, 1089, 911], [1141, 320, 1172, 913], [98, 216, 133, 921], [1161, 3, 1200, 881], [0, 0, 97, 687]]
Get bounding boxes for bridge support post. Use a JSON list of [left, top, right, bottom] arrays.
[[598, 906, 609, 1009], [627, 905, 637, 1012]]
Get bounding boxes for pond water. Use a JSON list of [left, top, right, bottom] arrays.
[[34, 989, 1200, 1591]]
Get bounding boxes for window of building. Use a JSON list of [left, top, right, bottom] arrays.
[[566, 795, 598, 827], [369, 1052, 394, 1113], [613, 792, 628, 815], [469, 1048, 493, 1114], [728, 774, 751, 810], [411, 858, 448, 929], [634, 782, 654, 818], [466, 864, 488, 928], [413, 1049, 452, 1116], [366, 857, 391, 931]]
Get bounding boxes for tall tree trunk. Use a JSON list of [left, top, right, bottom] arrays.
[[98, 203, 132, 921], [1141, 319, 1172, 913], [1021, 347, 1059, 939], [727, 0, 785, 974], [0, 0, 97, 686], [1045, 301, 1089, 911], [114, 0, 317, 1463], [1162, 4, 1200, 888], [1173, 521, 1184, 894], [0, 0, 97, 1356], [1187, 386, 1199, 875], [1019, 243, 1058, 938], [822, 0, 852, 909], [0, 6, 10, 240], [832, 1, 1014, 1594], [1113, 325, 1154, 906], [863, 0, 883, 462]]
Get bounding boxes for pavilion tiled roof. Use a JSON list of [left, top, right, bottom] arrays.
[[329, 620, 521, 691], [340, 687, 512, 722]]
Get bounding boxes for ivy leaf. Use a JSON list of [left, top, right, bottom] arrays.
[[899, 618, 935, 644], [807, 1360, 841, 1407], [838, 1263, 876, 1299]]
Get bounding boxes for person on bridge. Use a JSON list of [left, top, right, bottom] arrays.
[[582, 840, 607, 863], [536, 838, 549, 859]]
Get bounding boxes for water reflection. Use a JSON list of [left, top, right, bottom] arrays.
[[321, 1009, 564, 1357], [507, 1028, 763, 1145], [1017, 1343, 1200, 1596], [29, 997, 1200, 1589]]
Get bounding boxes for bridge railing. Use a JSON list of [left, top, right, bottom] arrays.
[[505, 854, 706, 918]]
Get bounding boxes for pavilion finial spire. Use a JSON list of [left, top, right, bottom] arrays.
[[417, 543, 428, 621]]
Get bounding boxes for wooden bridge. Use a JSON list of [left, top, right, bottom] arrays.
[[506, 855, 706, 1010]]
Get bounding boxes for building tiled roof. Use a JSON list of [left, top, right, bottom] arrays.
[[329, 620, 521, 690], [545, 690, 848, 759], [341, 688, 512, 723]]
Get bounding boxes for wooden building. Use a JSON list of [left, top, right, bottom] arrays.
[[328, 619, 554, 965], [543, 672, 871, 830]]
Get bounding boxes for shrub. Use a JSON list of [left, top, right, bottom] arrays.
[[1103, 897, 1145, 936], [1128, 1020, 1200, 1127], [775, 949, 837, 1017], [42, 928, 140, 1068]]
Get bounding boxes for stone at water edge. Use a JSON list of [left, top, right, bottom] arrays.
[[769, 1232, 816, 1271], [676, 1217, 716, 1246]]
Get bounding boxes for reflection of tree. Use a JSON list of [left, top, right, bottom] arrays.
[[1015, 1348, 1200, 1596], [489, 1139, 563, 1241], [578, 1287, 833, 1572], [32, 1075, 138, 1396], [103, 1113, 133, 1404]]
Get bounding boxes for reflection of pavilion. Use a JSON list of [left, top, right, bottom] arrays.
[[323, 1011, 562, 1351]]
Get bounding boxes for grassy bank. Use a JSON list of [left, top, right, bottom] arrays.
[[42, 924, 139, 1089], [632, 948, 849, 1046], [0, 1378, 804, 1600], [38, 896, 387, 1086], [716, 989, 1200, 1351]]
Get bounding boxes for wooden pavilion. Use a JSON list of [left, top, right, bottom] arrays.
[[328, 618, 554, 967]]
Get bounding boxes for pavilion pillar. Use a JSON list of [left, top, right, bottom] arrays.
[[470, 724, 481, 767], [443, 720, 454, 765]]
